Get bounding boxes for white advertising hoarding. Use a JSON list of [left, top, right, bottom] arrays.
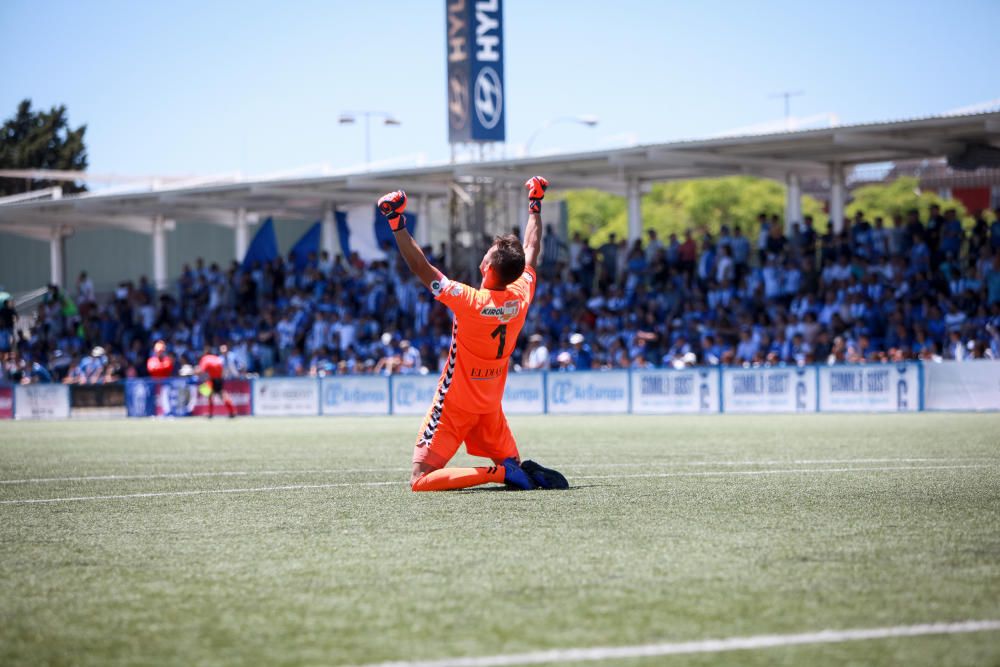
[[391, 375, 440, 416], [320, 376, 391, 416], [545, 371, 629, 414], [924, 362, 1000, 411], [722, 366, 816, 413], [818, 364, 919, 412], [252, 378, 320, 417], [14, 384, 70, 419], [631, 368, 720, 414], [502, 372, 545, 415]]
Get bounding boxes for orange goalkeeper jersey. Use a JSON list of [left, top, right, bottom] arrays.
[[430, 266, 537, 414]]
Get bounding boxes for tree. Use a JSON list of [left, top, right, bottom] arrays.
[[562, 175, 828, 246], [845, 176, 968, 226], [0, 99, 88, 196]]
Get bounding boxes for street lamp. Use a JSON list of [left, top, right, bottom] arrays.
[[338, 111, 401, 166], [525, 115, 599, 155]]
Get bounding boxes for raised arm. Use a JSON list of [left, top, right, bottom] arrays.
[[523, 176, 549, 269], [378, 190, 442, 289]]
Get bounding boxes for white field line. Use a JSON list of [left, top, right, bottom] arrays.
[[355, 620, 1000, 667], [0, 481, 398, 504], [0, 468, 405, 485], [0, 463, 994, 505], [1, 457, 992, 485], [573, 463, 994, 480]]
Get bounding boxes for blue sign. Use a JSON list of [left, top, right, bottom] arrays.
[[125, 378, 199, 417], [446, 0, 505, 143]]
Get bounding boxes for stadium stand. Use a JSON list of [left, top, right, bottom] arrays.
[[3, 204, 1000, 386]]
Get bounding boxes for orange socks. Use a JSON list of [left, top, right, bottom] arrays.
[[411, 466, 505, 492]]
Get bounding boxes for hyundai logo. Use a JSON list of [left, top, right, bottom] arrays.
[[448, 74, 468, 130], [474, 67, 503, 130]]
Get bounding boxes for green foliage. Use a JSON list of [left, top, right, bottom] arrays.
[[562, 174, 986, 246], [563, 188, 626, 246], [562, 176, 828, 246], [0, 99, 88, 196], [845, 176, 968, 227]]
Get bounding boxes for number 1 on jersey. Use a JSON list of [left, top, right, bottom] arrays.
[[490, 324, 508, 359]]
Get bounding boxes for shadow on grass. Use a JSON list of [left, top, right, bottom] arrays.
[[456, 484, 599, 494]]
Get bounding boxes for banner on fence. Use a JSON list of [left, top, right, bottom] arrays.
[[722, 366, 816, 413], [70, 383, 125, 408], [924, 361, 1000, 411], [252, 378, 319, 417], [631, 368, 720, 414], [818, 363, 919, 412], [0, 385, 13, 419], [502, 372, 545, 414], [127, 378, 191, 417], [14, 384, 70, 419], [321, 376, 391, 415], [391, 375, 439, 415], [193, 380, 252, 416], [545, 371, 629, 414]]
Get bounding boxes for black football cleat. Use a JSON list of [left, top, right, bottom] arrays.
[[520, 460, 569, 490], [502, 458, 537, 490]]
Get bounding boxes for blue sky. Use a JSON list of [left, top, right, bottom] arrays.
[[1, 0, 998, 179]]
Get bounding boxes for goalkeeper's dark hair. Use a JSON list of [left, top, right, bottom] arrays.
[[491, 234, 526, 285]]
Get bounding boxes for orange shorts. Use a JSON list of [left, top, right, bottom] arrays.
[[412, 402, 519, 469]]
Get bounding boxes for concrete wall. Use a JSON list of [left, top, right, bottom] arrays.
[[0, 232, 50, 293], [0, 217, 325, 296], [64, 227, 151, 292]]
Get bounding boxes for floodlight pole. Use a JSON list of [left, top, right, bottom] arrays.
[[770, 91, 804, 130], [525, 116, 599, 155], [339, 111, 400, 169]]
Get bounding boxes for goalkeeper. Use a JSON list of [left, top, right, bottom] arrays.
[[378, 177, 568, 492]]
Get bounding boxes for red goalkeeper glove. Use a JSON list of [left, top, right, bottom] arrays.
[[524, 176, 548, 213], [378, 190, 408, 231]]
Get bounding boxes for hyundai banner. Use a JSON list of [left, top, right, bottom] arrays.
[[819, 364, 919, 412], [253, 378, 320, 417], [545, 371, 628, 414], [321, 376, 391, 416], [722, 366, 816, 413], [502, 372, 544, 415], [14, 384, 70, 419], [446, 0, 505, 142], [631, 368, 720, 414]]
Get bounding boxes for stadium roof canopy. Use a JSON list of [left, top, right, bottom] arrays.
[[2, 110, 999, 287]]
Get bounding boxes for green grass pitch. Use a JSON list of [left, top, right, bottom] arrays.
[[1, 414, 999, 666]]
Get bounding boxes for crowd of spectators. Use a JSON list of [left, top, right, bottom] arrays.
[[3, 203, 1000, 385]]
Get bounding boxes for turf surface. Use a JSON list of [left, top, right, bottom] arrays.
[[1, 414, 999, 666]]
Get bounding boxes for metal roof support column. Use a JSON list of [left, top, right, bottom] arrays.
[[152, 216, 168, 292], [234, 207, 249, 261], [785, 172, 802, 236], [322, 204, 338, 258], [416, 195, 431, 247], [829, 163, 845, 235], [508, 184, 521, 238], [49, 227, 64, 289], [626, 176, 642, 243]]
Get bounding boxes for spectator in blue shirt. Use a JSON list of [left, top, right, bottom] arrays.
[[987, 255, 1000, 306], [568, 333, 592, 370]]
